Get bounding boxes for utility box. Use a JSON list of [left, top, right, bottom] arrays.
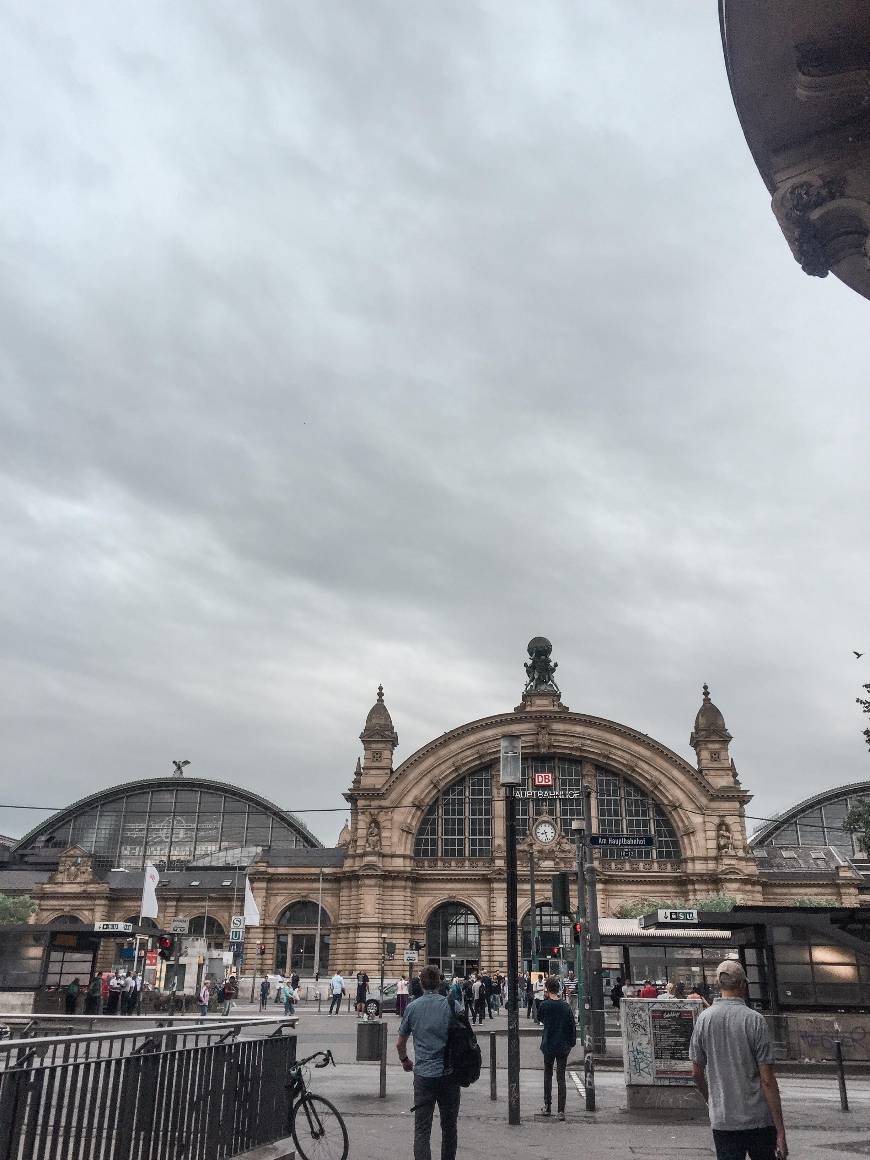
[[356, 1019, 385, 1061]]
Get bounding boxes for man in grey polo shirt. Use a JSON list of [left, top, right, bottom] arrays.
[[690, 959, 787, 1160], [396, 965, 461, 1160]]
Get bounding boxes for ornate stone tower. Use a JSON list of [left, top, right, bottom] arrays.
[[690, 684, 736, 789], [357, 685, 398, 791], [690, 684, 756, 892]]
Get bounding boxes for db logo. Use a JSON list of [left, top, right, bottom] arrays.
[[533, 772, 554, 787]]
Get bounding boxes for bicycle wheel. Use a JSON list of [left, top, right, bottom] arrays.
[[292, 1094, 349, 1160]]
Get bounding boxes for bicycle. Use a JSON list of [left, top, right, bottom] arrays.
[[287, 1049, 349, 1160]]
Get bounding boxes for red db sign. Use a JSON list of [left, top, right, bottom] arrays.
[[533, 771, 554, 787]]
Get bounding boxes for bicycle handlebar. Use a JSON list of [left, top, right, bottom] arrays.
[[295, 1049, 335, 1070]]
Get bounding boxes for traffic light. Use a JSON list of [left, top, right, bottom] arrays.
[[410, 940, 422, 952], [258, 943, 266, 956], [157, 934, 175, 961], [572, 921, 583, 945], [551, 871, 571, 915], [385, 941, 396, 959], [553, 945, 562, 958]]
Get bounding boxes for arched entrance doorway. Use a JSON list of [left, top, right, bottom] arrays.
[[522, 903, 573, 974], [276, 902, 330, 976], [426, 902, 480, 980]]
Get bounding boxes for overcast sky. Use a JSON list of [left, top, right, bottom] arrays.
[[2, 2, 869, 848]]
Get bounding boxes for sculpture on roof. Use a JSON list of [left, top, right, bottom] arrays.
[[523, 637, 561, 697]]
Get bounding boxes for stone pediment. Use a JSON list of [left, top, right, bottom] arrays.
[[49, 846, 98, 886]]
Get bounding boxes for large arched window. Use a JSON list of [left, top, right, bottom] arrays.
[[521, 903, 573, 963], [187, 915, 225, 937], [276, 902, 330, 976], [413, 760, 680, 862], [414, 770, 493, 859], [426, 902, 480, 979]]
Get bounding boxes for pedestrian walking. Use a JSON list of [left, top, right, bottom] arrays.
[[122, 971, 137, 1015], [328, 971, 345, 1015], [105, 971, 123, 1015], [397, 975, 409, 1016], [198, 980, 210, 1017], [524, 973, 534, 1019], [462, 975, 476, 1023], [537, 975, 576, 1120], [478, 972, 494, 1020], [222, 973, 238, 1016], [533, 973, 545, 1022], [690, 959, 787, 1160], [473, 976, 488, 1025], [355, 969, 370, 1018], [64, 977, 81, 1015], [84, 973, 103, 1015], [259, 977, 270, 1012], [396, 965, 463, 1160]]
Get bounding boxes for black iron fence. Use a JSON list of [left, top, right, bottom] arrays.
[[0, 1021, 296, 1160]]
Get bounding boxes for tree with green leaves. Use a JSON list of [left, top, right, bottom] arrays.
[[0, 894, 37, 925], [843, 798, 870, 856]]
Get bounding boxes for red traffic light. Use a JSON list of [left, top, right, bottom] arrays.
[[157, 934, 175, 960], [572, 922, 583, 945]]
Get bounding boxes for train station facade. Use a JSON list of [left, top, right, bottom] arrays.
[[1, 643, 866, 1000]]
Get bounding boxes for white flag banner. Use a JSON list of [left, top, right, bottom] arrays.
[[243, 877, 261, 926], [140, 862, 160, 920]]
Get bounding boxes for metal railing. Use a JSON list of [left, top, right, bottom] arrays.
[[0, 1018, 297, 1160]]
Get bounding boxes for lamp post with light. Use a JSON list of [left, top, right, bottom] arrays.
[[499, 735, 522, 1125]]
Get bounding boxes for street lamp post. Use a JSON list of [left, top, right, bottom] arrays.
[[500, 735, 522, 1126], [583, 786, 606, 1053], [571, 820, 587, 1047]]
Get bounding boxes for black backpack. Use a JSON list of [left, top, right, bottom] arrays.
[[444, 999, 481, 1088]]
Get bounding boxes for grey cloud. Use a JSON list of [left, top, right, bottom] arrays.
[[1, 2, 869, 845]]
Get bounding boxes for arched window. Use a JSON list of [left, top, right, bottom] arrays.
[[124, 916, 159, 931], [426, 902, 480, 979], [48, 914, 84, 925], [187, 915, 225, 937], [414, 770, 493, 859], [277, 901, 329, 927], [276, 901, 330, 976], [521, 903, 573, 965]]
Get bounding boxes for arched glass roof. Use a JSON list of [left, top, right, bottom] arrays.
[[12, 777, 321, 871], [750, 781, 870, 861]]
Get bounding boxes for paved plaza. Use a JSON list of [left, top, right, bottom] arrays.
[[277, 1006, 870, 1160]]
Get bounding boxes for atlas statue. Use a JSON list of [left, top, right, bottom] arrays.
[[523, 636, 561, 697]]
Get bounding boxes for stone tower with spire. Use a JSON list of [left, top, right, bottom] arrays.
[[357, 685, 398, 791], [690, 683, 737, 789], [690, 684, 756, 888]]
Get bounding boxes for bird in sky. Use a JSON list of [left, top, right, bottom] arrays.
[[854, 651, 864, 659], [172, 759, 191, 776]]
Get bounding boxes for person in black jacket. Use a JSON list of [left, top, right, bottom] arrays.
[[537, 975, 577, 1120]]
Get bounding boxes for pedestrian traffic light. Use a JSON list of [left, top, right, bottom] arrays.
[[157, 935, 175, 961], [572, 922, 583, 945], [258, 943, 266, 956], [385, 941, 396, 959], [553, 945, 562, 958]]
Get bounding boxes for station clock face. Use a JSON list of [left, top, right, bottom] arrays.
[[533, 819, 557, 845]]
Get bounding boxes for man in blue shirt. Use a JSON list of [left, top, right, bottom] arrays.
[[396, 965, 461, 1160]]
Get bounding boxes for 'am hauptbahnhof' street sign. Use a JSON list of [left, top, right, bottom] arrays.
[[588, 833, 654, 848]]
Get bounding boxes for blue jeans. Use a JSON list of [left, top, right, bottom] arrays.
[[712, 1126, 777, 1160], [413, 1074, 461, 1160]]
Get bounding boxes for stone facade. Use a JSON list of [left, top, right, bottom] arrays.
[[9, 662, 862, 984]]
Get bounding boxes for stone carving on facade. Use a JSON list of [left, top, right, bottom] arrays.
[[50, 847, 95, 885], [717, 819, 737, 856], [364, 818, 381, 853], [523, 636, 561, 697], [774, 175, 848, 277]]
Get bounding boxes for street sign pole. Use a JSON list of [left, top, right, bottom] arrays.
[[529, 849, 537, 973]]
